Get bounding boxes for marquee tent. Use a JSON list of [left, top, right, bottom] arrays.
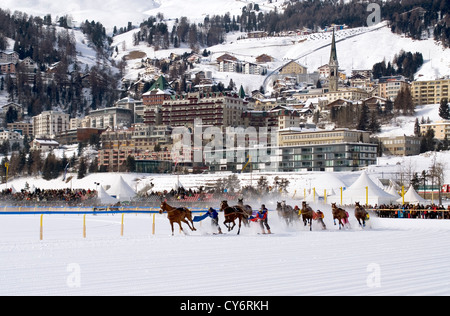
[[328, 171, 397, 205], [106, 176, 136, 201], [97, 186, 119, 205], [386, 185, 401, 199], [308, 172, 348, 194], [397, 185, 427, 204]]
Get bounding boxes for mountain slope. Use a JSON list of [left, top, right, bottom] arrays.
[[1, 0, 284, 32]]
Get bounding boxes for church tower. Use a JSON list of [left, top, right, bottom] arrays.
[[329, 28, 339, 92]]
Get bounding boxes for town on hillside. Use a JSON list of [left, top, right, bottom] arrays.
[[0, 15, 449, 179]]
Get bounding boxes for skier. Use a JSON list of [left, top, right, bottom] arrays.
[[316, 209, 327, 230], [206, 207, 222, 234], [252, 204, 272, 234], [193, 207, 222, 234]]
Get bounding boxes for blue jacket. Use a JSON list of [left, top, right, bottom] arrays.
[[207, 208, 219, 219], [193, 208, 218, 222]]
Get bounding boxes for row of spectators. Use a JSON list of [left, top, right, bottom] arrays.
[[1, 188, 98, 206], [370, 203, 450, 219]]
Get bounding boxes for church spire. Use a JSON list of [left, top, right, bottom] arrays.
[[329, 28, 338, 65], [328, 28, 339, 92]]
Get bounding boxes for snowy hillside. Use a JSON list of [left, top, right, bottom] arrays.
[[1, 0, 285, 32], [112, 21, 450, 94]]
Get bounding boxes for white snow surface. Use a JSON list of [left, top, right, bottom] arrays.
[[1, 211, 450, 296]]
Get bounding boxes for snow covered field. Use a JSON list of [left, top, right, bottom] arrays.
[[1, 209, 450, 296]]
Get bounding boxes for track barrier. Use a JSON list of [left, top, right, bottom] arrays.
[[0, 206, 211, 240], [1, 206, 448, 240]]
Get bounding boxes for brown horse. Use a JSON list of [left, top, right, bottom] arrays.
[[300, 201, 315, 231], [331, 203, 350, 230], [355, 202, 369, 228], [160, 201, 196, 235], [220, 201, 249, 235]]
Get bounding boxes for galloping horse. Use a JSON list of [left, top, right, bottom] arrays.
[[276, 201, 296, 226], [300, 201, 315, 231], [220, 201, 249, 235], [355, 202, 369, 228], [160, 201, 196, 235], [331, 203, 350, 230]]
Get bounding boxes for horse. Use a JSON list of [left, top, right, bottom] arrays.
[[237, 198, 254, 226], [276, 201, 296, 226], [331, 203, 350, 230], [237, 198, 254, 217], [160, 201, 196, 235], [300, 201, 315, 231], [220, 200, 249, 235], [355, 202, 369, 228]]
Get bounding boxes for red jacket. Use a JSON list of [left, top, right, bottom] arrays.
[[253, 210, 268, 221]]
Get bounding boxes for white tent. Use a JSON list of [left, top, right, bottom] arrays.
[[397, 185, 427, 204], [386, 185, 401, 199], [309, 173, 348, 194], [97, 186, 119, 205], [328, 171, 397, 205], [106, 176, 136, 201]]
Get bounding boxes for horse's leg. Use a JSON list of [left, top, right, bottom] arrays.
[[237, 217, 241, 235], [231, 220, 236, 231], [170, 221, 175, 236], [309, 218, 312, 231], [182, 218, 195, 231], [177, 221, 184, 234], [183, 217, 196, 231]]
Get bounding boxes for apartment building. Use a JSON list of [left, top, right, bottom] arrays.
[[97, 128, 135, 172], [88, 107, 133, 129], [279, 61, 308, 75], [420, 120, 450, 140], [161, 92, 248, 127], [412, 79, 450, 106], [0, 51, 19, 74], [278, 128, 371, 147], [7, 122, 33, 137], [242, 106, 301, 129], [32, 111, 70, 138], [377, 76, 411, 101], [205, 128, 377, 172], [378, 135, 421, 156], [325, 87, 369, 103]]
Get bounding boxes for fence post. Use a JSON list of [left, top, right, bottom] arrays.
[[121, 213, 124, 236], [152, 213, 156, 235], [40, 214, 44, 241], [83, 214, 86, 238], [366, 186, 368, 206]]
